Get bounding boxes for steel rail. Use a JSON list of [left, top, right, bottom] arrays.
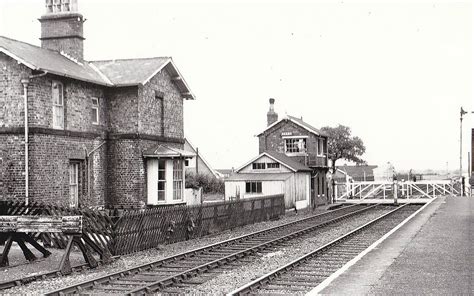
[[227, 203, 413, 295], [0, 207, 355, 292], [124, 204, 379, 295], [0, 256, 120, 291], [45, 204, 375, 295]]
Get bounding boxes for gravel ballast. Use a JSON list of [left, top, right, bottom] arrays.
[[2, 205, 394, 295], [2, 207, 326, 294], [181, 207, 391, 295]]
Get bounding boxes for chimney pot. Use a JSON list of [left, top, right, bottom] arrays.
[[267, 98, 278, 126], [39, 0, 84, 60]]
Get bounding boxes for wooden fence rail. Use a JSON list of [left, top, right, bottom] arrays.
[[0, 194, 285, 256], [0, 200, 113, 254]]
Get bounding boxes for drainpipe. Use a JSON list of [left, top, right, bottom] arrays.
[[21, 79, 30, 205], [20, 71, 48, 206]]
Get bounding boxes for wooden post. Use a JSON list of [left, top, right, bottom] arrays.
[[394, 180, 398, 205]]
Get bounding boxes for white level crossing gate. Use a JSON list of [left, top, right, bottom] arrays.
[[335, 180, 465, 202]]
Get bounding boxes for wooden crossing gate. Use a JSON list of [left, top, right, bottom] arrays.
[[335, 180, 465, 201]]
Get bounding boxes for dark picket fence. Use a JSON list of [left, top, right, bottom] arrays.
[[0, 194, 285, 256], [112, 194, 285, 255]]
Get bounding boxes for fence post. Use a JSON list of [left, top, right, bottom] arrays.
[[270, 196, 275, 219], [251, 199, 256, 224], [394, 180, 398, 205]]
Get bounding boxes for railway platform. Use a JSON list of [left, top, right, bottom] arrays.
[[314, 195, 473, 295]]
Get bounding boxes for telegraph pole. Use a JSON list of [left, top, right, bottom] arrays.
[[460, 107, 467, 178]]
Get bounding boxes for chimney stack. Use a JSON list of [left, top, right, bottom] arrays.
[[267, 98, 278, 126], [39, 0, 85, 61]]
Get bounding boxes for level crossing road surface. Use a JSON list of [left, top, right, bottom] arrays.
[[316, 195, 473, 295]]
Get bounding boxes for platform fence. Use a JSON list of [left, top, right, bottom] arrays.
[[0, 194, 285, 256]]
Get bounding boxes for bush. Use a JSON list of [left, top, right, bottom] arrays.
[[185, 172, 224, 194]]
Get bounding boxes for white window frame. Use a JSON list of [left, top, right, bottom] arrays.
[[245, 181, 262, 194], [267, 163, 280, 169], [61, 0, 70, 12], [173, 159, 184, 201], [46, 0, 53, 13], [157, 159, 166, 202], [91, 97, 99, 125], [69, 162, 79, 208], [252, 163, 266, 170], [53, 0, 62, 12], [52, 80, 64, 129], [285, 138, 307, 154], [317, 138, 324, 156]]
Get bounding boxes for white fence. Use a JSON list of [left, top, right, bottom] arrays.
[[335, 180, 468, 201]]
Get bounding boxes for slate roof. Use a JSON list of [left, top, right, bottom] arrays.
[[287, 115, 326, 136], [90, 57, 170, 86], [226, 172, 293, 182], [257, 115, 327, 137], [0, 35, 195, 99], [264, 151, 312, 172], [143, 145, 195, 158], [0, 36, 110, 86], [236, 151, 312, 173]]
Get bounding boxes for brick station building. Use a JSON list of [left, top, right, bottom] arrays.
[[225, 99, 330, 209], [0, 0, 195, 208]]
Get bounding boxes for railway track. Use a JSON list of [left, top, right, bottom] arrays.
[[43, 204, 378, 295], [0, 257, 119, 291], [228, 203, 424, 295]]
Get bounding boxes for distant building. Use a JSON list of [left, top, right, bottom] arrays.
[[225, 99, 329, 209], [334, 165, 378, 182], [184, 139, 221, 179], [225, 151, 311, 209], [215, 169, 233, 179], [374, 162, 396, 181]]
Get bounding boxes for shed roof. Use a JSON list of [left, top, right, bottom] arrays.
[[264, 151, 312, 172], [235, 151, 312, 173], [226, 173, 293, 182]]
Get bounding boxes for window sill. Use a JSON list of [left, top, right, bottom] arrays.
[[285, 152, 307, 157], [149, 201, 186, 206]]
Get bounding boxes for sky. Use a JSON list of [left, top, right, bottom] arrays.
[[0, 0, 472, 173]]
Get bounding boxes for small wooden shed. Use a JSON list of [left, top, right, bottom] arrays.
[[225, 152, 311, 210]]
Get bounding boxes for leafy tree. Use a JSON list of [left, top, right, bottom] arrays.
[[185, 172, 224, 194], [320, 124, 366, 174]]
